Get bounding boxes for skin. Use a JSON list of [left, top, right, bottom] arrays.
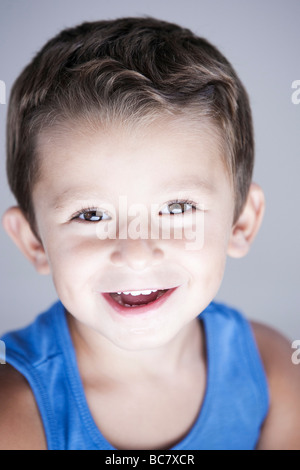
[[1, 118, 300, 449]]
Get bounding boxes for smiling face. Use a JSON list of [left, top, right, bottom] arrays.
[[30, 117, 235, 350]]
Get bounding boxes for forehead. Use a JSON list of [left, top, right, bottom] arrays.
[[33, 117, 231, 202]]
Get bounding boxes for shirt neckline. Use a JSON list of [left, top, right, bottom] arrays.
[[55, 300, 214, 450]]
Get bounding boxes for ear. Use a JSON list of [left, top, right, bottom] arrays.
[[227, 183, 265, 258], [2, 206, 51, 275]]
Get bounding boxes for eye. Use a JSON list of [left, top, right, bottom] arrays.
[[159, 200, 196, 215], [72, 208, 110, 222]]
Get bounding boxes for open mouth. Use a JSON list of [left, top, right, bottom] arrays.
[[101, 287, 177, 314], [109, 289, 169, 307]]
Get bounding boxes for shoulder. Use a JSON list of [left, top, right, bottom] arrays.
[[0, 364, 47, 450], [250, 320, 300, 450]]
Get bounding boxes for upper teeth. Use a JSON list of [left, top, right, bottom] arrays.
[[117, 289, 158, 296]]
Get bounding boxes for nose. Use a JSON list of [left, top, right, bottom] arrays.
[[110, 238, 163, 270]]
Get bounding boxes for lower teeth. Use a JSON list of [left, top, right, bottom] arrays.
[[124, 303, 147, 307], [123, 299, 157, 308]]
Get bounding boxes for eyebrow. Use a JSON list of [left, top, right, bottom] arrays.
[[52, 190, 112, 210], [52, 176, 214, 210], [161, 176, 215, 193]]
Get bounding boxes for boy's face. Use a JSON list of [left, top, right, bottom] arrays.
[[31, 118, 235, 350]]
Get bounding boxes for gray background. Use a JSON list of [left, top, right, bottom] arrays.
[[0, 0, 299, 339]]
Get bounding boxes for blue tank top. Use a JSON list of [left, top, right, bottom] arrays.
[[0, 300, 269, 450]]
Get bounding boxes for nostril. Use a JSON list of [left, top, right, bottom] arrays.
[[110, 251, 123, 266], [110, 245, 163, 269], [153, 248, 163, 261]]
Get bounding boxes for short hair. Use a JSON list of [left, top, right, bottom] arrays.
[[6, 17, 254, 235]]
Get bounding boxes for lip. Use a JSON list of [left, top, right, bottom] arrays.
[[101, 287, 178, 316]]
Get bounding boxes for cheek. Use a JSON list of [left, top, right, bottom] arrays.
[[44, 229, 111, 291], [185, 211, 231, 290]]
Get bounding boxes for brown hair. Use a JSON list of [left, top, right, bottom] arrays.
[[6, 17, 254, 235]]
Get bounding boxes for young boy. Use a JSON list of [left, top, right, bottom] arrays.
[[0, 17, 299, 450]]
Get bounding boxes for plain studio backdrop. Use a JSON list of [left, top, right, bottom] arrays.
[[0, 0, 299, 342]]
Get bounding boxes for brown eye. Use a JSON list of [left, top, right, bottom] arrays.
[[160, 202, 193, 215], [78, 210, 109, 222]]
